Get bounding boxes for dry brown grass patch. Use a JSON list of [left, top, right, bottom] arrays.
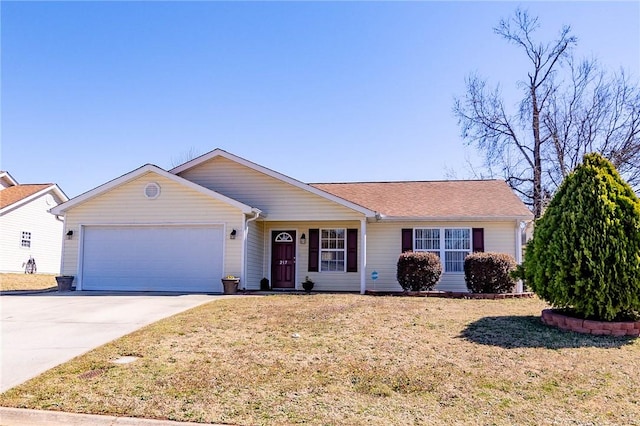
[[1, 295, 639, 425], [0, 273, 57, 291]]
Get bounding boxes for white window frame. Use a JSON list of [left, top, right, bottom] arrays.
[[320, 228, 346, 272], [21, 231, 32, 248], [414, 227, 471, 273]]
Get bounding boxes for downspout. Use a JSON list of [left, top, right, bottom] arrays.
[[515, 220, 523, 293], [360, 218, 367, 295], [242, 209, 261, 290], [55, 214, 65, 276]]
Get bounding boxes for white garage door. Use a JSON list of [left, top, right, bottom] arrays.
[[81, 226, 224, 292]]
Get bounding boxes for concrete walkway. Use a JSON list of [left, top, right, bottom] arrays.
[[0, 407, 228, 425], [1, 291, 232, 393]]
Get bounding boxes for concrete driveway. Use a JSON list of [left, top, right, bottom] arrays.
[[0, 291, 229, 392]]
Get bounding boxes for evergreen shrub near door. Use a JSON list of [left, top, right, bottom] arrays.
[[525, 153, 640, 322], [464, 252, 517, 294], [397, 251, 442, 291]]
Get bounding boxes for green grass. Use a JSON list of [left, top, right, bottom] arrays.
[[1, 295, 639, 425]]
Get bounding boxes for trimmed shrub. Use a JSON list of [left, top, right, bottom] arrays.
[[525, 153, 640, 321], [464, 252, 517, 293], [396, 251, 442, 291]]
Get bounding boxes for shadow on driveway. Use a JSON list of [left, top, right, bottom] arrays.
[[459, 315, 636, 349]]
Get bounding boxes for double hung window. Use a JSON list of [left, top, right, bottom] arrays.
[[414, 228, 470, 272], [320, 228, 345, 272]]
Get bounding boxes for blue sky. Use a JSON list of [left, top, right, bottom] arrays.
[[2, 1, 639, 198]]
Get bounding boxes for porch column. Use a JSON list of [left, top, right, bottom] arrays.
[[515, 220, 523, 293], [360, 219, 367, 294]]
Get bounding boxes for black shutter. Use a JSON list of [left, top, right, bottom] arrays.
[[308, 229, 319, 272], [472, 228, 485, 252], [401, 228, 413, 252], [347, 228, 358, 272]]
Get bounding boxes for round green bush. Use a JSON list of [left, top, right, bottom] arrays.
[[464, 252, 517, 293], [525, 153, 640, 321], [396, 251, 442, 291]]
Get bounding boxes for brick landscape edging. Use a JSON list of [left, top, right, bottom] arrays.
[[541, 309, 640, 336], [365, 290, 535, 299]]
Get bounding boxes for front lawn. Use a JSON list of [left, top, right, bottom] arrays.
[[1, 295, 638, 425], [0, 273, 57, 292]]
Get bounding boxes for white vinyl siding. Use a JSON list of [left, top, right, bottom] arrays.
[[366, 221, 519, 292], [245, 220, 265, 290], [178, 157, 364, 221], [0, 192, 64, 274], [59, 172, 245, 282]]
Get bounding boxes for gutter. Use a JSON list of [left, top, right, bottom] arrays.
[[369, 215, 534, 222]]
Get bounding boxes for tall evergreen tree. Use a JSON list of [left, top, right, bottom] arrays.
[[525, 153, 640, 321]]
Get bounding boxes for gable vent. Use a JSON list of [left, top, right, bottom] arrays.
[[144, 182, 161, 199]]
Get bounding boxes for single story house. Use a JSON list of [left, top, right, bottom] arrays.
[[1, 171, 68, 273], [50, 149, 533, 293]]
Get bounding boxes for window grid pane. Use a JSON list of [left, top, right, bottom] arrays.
[[445, 251, 467, 273], [445, 229, 470, 250], [21, 231, 31, 248], [415, 228, 440, 251], [320, 228, 346, 272]]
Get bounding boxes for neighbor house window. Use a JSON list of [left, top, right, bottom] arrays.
[[414, 228, 470, 273], [21, 231, 31, 248], [320, 228, 345, 272]]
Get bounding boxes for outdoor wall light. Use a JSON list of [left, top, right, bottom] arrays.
[[66, 230, 74, 240], [230, 229, 237, 240], [300, 233, 306, 244]]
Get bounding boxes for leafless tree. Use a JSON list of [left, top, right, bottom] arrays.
[[544, 61, 640, 189], [454, 9, 640, 217], [170, 146, 202, 168]]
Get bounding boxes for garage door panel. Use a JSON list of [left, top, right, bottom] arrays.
[[82, 226, 223, 292]]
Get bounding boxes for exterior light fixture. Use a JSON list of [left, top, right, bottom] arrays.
[[230, 229, 237, 240], [300, 233, 306, 244], [66, 230, 74, 240]]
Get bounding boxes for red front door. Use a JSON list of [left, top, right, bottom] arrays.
[[271, 231, 296, 289]]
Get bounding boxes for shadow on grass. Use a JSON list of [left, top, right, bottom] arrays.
[[459, 315, 636, 349]]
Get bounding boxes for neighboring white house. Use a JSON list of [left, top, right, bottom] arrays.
[[50, 149, 533, 293], [0, 171, 69, 274]]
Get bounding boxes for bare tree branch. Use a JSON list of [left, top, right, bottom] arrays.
[[454, 8, 640, 217]]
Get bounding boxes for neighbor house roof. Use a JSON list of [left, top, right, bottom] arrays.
[[0, 184, 55, 209], [311, 180, 533, 220], [0, 171, 19, 188]]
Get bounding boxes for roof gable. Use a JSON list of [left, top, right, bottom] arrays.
[[311, 180, 533, 220], [50, 164, 256, 215], [0, 171, 19, 188], [1, 184, 52, 209], [0, 184, 68, 214], [170, 149, 376, 217]]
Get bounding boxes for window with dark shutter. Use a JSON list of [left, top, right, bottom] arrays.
[[401, 228, 413, 252], [308, 229, 319, 272], [347, 228, 358, 272], [472, 228, 485, 252]]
